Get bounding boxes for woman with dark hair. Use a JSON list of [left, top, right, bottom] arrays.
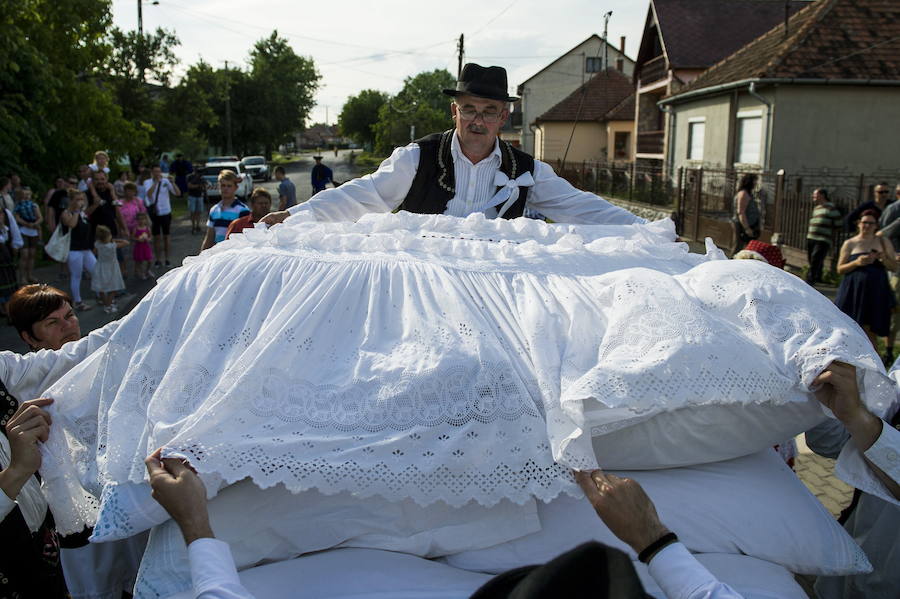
[[835, 209, 898, 353], [732, 173, 761, 254]]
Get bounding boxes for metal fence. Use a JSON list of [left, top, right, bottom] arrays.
[[554, 160, 900, 265]]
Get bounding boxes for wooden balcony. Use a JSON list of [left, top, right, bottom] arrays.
[[640, 55, 668, 86], [637, 130, 664, 155]]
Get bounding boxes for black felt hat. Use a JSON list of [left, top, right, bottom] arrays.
[[443, 63, 518, 102]]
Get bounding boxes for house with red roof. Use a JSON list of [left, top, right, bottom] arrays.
[[632, 0, 809, 169], [532, 69, 635, 164], [515, 34, 634, 155], [659, 0, 900, 176]]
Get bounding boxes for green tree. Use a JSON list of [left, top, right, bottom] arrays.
[[0, 0, 149, 186], [107, 26, 183, 164], [338, 89, 388, 148], [247, 31, 319, 157], [372, 69, 455, 155]]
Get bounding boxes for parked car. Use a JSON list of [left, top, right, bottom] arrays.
[[200, 161, 253, 201], [241, 155, 270, 181], [206, 155, 239, 162]]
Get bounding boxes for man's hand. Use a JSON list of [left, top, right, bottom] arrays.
[[813, 361, 883, 451], [1, 398, 53, 500], [574, 469, 670, 554], [145, 449, 214, 545], [260, 210, 290, 226]]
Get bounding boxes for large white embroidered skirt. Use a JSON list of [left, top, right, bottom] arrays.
[[39, 212, 892, 540]]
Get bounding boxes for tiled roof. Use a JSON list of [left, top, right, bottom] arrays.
[[652, 0, 810, 68], [536, 69, 635, 122], [605, 93, 636, 121], [674, 0, 900, 95]]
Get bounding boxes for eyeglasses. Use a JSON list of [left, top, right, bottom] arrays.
[[455, 104, 504, 124]]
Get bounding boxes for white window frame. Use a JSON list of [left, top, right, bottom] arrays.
[[687, 117, 705, 161], [735, 111, 763, 166]]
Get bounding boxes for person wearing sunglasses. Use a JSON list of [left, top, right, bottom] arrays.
[[845, 182, 894, 232], [262, 63, 644, 228]]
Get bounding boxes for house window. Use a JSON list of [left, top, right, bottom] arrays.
[[688, 119, 705, 160], [614, 132, 630, 160], [586, 56, 603, 73], [736, 113, 763, 164]]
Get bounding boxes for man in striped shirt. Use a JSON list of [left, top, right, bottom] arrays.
[[200, 170, 249, 251], [805, 188, 842, 286]]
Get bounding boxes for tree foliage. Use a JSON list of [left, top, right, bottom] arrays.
[[0, 0, 148, 185], [372, 69, 455, 155], [338, 89, 388, 147], [247, 32, 319, 156]]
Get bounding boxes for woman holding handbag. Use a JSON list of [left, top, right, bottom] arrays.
[[60, 190, 95, 311]]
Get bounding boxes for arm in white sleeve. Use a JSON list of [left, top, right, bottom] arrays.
[[189, 538, 255, 599], [287, 144, 420, 222], [0, 320, 120, 402], [0, 484, 15, 520], [6, 209, 23, 249], [863, 418, 900, 483], [526, 160, 647, 225], [648, 543, 743, 599]]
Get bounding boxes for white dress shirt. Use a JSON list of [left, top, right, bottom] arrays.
[[189, 538, 255, 599], [648, 543, 743, 599], [287, 133, 645, 226]]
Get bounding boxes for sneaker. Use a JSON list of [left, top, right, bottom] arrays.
[[154, 261, 162, 268], [74, 302, 93, 312], [103, 305, 114, 314], [165, 260, 172, 268]]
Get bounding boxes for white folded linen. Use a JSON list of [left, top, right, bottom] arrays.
[[37, 212, 892, 542]]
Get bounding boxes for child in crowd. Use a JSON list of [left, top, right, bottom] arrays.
[[92, 225, 128, 313], [13, 187, 42, 284], [132, 212, 154, 280]]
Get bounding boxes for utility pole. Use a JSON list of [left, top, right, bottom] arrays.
[[457, 34, 465, 78], [602, 11, 612, 71], [137, 0, 144, 81], [224, 60, 233, 155]]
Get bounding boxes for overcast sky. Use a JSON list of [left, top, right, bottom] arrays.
[[111, 0, 649, 126]]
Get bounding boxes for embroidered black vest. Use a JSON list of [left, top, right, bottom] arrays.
[[399, 130, 535, 219]]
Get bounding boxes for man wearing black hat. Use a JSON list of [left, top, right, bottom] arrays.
[[263, 63, 643, 225], [310, 156, 334, 195]]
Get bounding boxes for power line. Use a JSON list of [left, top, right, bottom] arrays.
[[468, 0, 520, 37]]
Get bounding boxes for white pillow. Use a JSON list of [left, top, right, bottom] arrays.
[[634, 553, 807, 599], [443, 450, 872, 576], [589, 399, 826, 469], [165, 548, 493, 599]]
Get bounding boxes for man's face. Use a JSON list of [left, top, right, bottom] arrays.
[[451, 95, 508, 152], [875, 185, 889, 201], [79, 166, 90, 180], [23, 303, 81, 351], [219, 179, 237, 199], [812, 190, 823, 203], [251, 196, 272, 219], [152, 167, 162, 180], [94, 172, 108, 189]]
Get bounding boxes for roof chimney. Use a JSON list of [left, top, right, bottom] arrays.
[[619, 36, 626, 54]]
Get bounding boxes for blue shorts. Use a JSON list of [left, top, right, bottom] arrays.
[[188, 195, 204, 213]]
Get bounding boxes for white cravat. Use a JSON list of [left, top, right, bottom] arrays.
[[491, 171, 536, 218]]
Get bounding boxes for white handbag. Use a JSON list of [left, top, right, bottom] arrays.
[[45, 224, 70, 262]]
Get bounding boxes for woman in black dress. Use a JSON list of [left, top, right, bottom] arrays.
[[835, 209, 898, 355]]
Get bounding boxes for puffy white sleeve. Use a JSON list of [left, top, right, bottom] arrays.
[[5, 208, 23, 249], [189, 538, 256, 599], [525, 160, 646, 225], [0, 320, 120, 402], [648, 543, 744, 599], [287, 144, 420, 223]]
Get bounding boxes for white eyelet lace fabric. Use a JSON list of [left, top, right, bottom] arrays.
[[38, 212, 895, 537]]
